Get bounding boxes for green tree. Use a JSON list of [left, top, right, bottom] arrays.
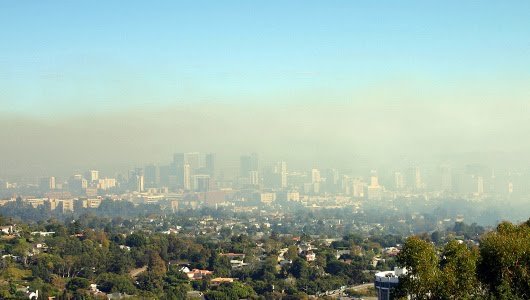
[[211, 254, 232, 277], [285, 245, 299, 260], [290, 257, 309, 279], [437, 240, 480, 299], [148, 251, 167, 277], [395, 236, 439, 299], [97, 273, 137, 294], [478, 220, 530, 299], [66, 277, 90, 291], [125, 232, 146, 248]]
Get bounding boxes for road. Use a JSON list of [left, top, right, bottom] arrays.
[[129, 266, 147, 278], [318, 282, 375, 299]]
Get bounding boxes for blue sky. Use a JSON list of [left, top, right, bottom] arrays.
[[1, 1, 530, 115], [1, 1, 530, 176]]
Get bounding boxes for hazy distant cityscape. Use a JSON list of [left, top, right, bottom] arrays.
[[2, 151, 530, 227]]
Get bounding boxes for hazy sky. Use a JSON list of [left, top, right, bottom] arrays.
[[1, 1, 530, 177]]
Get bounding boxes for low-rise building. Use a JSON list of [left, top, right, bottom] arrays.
[[374, 267, 407, 300], [186, 269, 213, 280]]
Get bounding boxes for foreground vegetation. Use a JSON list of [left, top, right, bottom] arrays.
[[396, 219, 530, 300], [0, 213, 395, 299], [1, 209, 528, 300]]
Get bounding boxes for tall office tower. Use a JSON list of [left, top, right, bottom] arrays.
[[86, 170, 99, 182], [40, 177, 56, 191], [144, 164, 160, 188], [240, 153, 259, 176], [440, 165, 452, 192], [50, 176, 56, 190], [129, 168, 144, 192], [341, 175, 352, 194], [69, 174, 88, 194], [262, 161, 287, 189], [508, 182, 514, 194], [311, 168, 321, 183], [477, 176, 484, 195], [193, 174, 211, 192], [324, 169, 339, 193], [184, 152, 201, 172], [394, 172, 404, 190], [490, 169, 496, 193], [249, 170, 260, 185], [370, 170, 379, 187], [137, 175, 145, 192], [308, 168, 321, 194], [367, 170, 383, 199], [278, 161, 287, 188], [173, 153, 185, 167], [172, 152, 190, 188], [352, 178, 365, 198], [414, 167, 422, 190], [205, 153, 215, 177], [183, 163, 191, 190], [159, 165, 170, 187]]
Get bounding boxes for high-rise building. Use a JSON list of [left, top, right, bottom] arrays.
[[414, 167, 422, 190], [249, 170, 260, 185], [263, 161, 288, 189], [129, 168, 144, 192], [477, 176, 484, 195], [173, 153, 185, 167], [240, 153, 259, 186], [97, 178, 116, 190], [324, 169, 339, 193], [278, 161, 287, 188], [205, 153, 215, 177], [159, 165, 171, 187], [368, 170, 383, 200], [311, 168, 321, 183], [144, 164, 160, 188], [173, 152, 203, 188], [370, 172, 379, 187], [86, 170, 99, 182], [440, 165, 452, 192], [240, 153, 259, 177], [352, 178, 365, 198], [193, 174, 211, 192], [40, 177, 56, 191], [394, 172, 404, 190], [183, 164, 191, 190], [69, 175, 88, 194], [184, 152, 201, 172]]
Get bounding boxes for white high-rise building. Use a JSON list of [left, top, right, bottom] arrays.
[[249, 170, 260, 185], [477, 176, 484, 195], [137, 175, 144, 192], [183, 164, 191, 190], [368, 170, 383, 200], [311, 168, 321, 183]]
